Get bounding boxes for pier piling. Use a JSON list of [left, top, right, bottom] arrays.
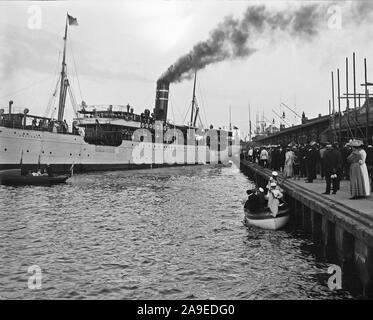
[[240, 160, 373, 298]]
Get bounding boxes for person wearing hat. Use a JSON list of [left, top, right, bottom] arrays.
[[292, 146, 300, 180], [341, 143, 352, 180], [347, 140, 370, 199], [322, 143, 342, 195], [244, 189, 260, 213], [260, 147, 269, 168], [256, 187, 267, 210], [267, 171, 277, 189], [366, 144, 373, 191], [357, 141, 371, 196], [266, 171, 284, 193], [46, 163, 53, 177], [304, 141, 319, 183], [267, 182, 283, 217], [284, 147, 295, 178]]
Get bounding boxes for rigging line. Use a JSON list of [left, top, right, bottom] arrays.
[[172, 93, 184, 123], [197, 77, 208, 127], [180, 81, 194, 125], [0, 76, 54, 100], [68, 37, 84, 102], [197, 82, 206, 127], [50, 95, 57, 120], [45, 50, 62, 109], [168, 93, 176, 124], [66, 70, 79, 117], [44, 77, 61, 118], [68, 86, 79, 117], [182, 103, 192, 125], [50, 102, 57, 120]]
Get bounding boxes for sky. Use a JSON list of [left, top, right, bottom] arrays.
[[1, 0, 373, 139]]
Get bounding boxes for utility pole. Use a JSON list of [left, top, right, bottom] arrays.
[[329, 99, 332, 142], [364, 58, 370, 142], [353, 52, 357, 138], [331, 71, 336, 141], [346, 57, 350, 139], [337, 69, 342, 143], [248, 103, 252, 141]]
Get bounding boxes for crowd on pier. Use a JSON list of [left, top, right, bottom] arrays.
[[243, 140, 373, 200]]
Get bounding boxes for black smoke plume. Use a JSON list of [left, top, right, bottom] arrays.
[[158, 3, 333, 83]]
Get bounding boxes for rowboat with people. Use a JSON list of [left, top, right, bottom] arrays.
[[243, 205, 290, 230], [0, 168, 70, 186], [243, 171, 290, 230]]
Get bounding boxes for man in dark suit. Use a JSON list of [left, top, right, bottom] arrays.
[[323, 143, 342, 194], [366, 144, 373, 190], [305, 142, 318, 183], [244, 189, 260, 213]]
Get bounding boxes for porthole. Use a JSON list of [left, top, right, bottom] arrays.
[[4, 148, 7, 151]]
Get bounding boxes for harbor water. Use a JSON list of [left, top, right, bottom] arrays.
[[0, 165, 355, 299]]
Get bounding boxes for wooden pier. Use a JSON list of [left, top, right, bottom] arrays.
[[240, 159, 373, 298]]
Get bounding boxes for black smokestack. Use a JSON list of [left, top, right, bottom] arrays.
[[154, 79, 170, 122], [158, 3, 348, 83]]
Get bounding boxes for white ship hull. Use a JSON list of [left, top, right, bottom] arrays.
[[0, 127, 239, 173]]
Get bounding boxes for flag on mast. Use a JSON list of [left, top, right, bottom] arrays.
[[67, 14, 78, 26]]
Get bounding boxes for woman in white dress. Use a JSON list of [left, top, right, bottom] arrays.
[[358, 143, 371, 196], [284, 148, 295, 178], [266, 182, 283, 217]]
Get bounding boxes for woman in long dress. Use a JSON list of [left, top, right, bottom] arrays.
[[284, 148, 294, 178], [359, 145, 371, 196], [347, 141, 367, 199], [266, 183, 283, 217]]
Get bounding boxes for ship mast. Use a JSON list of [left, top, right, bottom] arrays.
[[190, 70, 197, 126], [57, 14, 69, 123]]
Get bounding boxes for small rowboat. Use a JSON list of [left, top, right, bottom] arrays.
[[0, 169, 70, 186], [244, 206, 290, 230]]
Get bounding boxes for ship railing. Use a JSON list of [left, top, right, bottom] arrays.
[[0, 116, 80, 135]]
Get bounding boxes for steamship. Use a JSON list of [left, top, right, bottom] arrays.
[[0, 15, 239, 173]]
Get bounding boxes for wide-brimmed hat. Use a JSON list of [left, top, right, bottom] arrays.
[[271, 171, 278, 177], [348, 139, 363, 147], [270, 182, 277, 187], [258, 187, 264, 192]]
